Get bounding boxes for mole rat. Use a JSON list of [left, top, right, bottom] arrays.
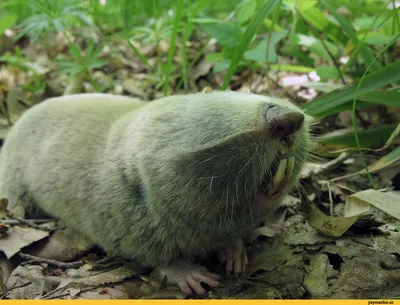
[[0, 91, 312, 295]]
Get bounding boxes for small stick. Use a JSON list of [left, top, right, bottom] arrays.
[[0, 219, 53, 225], [18, 253, 83, 269], [0, 282, 32, 299], [3, 215, 56, 232], [314, 152, 349, 176]]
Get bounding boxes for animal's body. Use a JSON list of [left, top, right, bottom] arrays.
[[0, 91, 312, 294]]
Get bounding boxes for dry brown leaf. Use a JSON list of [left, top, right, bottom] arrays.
[[0, 226, 50, 259], [5, 261, 142, 299], [344, 189, 400, 220]]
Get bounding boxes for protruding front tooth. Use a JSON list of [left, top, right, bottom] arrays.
[[285, 156, 295, 180], [273, 159, 287, 188]]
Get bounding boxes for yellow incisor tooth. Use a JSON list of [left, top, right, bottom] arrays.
[[285, 156, 295, 180], [273, 159, 287, 188]]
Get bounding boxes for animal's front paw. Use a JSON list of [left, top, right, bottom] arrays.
[[155, 262, 220, 295], [219, 238, 248, 276]]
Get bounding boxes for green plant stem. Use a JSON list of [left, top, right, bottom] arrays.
[[296, 9, 345, 84], [181, 22, 193, 91], [163, 0, 184, 96], [264, 2, 281, 95]]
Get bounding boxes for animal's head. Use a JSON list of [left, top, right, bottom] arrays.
[[134, 91, 312, 228]]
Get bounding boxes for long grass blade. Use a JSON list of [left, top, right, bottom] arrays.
[[163, 0, 184, 96], [221, 0, 280, 90], [302, 60, 400, 117]]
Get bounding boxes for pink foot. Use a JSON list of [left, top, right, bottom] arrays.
[[155, 262, 220, 295]]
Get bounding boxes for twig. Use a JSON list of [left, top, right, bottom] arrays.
[[18, 253, 83, 269], [0, 282, 32, 299], [41, 293, 71, 300], [3, 216, 55, 232], [40, 286, 98, 300], [39, 284, 68, 300], [314, 152, 349, 176], [0, 219, 53, 225]]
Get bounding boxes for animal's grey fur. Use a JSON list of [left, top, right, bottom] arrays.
[[0, 91, 311, 269]]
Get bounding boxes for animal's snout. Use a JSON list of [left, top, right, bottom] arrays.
[[262, 105, 305, 139]]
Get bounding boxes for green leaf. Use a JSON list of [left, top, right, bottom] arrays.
[[302, 60, 400, 117], [357, 90, 400, 107], [201, 21, 243, 49], [315, 66, 341, 81], [237, 0, 257, 24], [0, 15, 17, 35], [297, 7, 347, 44], [213, 59, 231, 73], [309, 41, 338, 60], [295, 0, 318, 10], [362, 34, 398, 45], [88, 59, 108, 69], [244, 31, 288, 63], [91, 44, 105, 63], [318, 124, 398, 150], [85, 39, 95, 63], [368, 146, 400, 173], [206, 52, 224, 63], [353, 16, 388, 30], [127, 40, 152, 69], [269, 64, 313, 73], [301, 82, 343, 93], [221, 0, 280, 90], [69, 43, 84, 63], [320, 0, 382, 71], [293, 34, 339, 60]]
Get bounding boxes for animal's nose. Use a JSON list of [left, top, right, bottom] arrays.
[[262, 105, 305, 139]]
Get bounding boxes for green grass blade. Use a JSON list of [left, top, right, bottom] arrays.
[[350, 32, 400, 189], [302, 60, 400, 117], [181, 23, 193, 91], [320, 0, 382, 71], [368, 146, 400, 173], [220, 0, 281, 90], [358, 90, 400, 106], [127, 39, 152, 69], [268, 64, 313, 73], [25, 0, 53, 17], [163, 0, 184, 96], [318, 123, 398, 150]]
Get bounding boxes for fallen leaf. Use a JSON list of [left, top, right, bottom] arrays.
[[0, 226, 50, 259], [0, 256, 14, 295], [5, 261, 142, 299], [344, 189, 400, 220], [306, 201, 362, 237], [303, 254, 331, 298]]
